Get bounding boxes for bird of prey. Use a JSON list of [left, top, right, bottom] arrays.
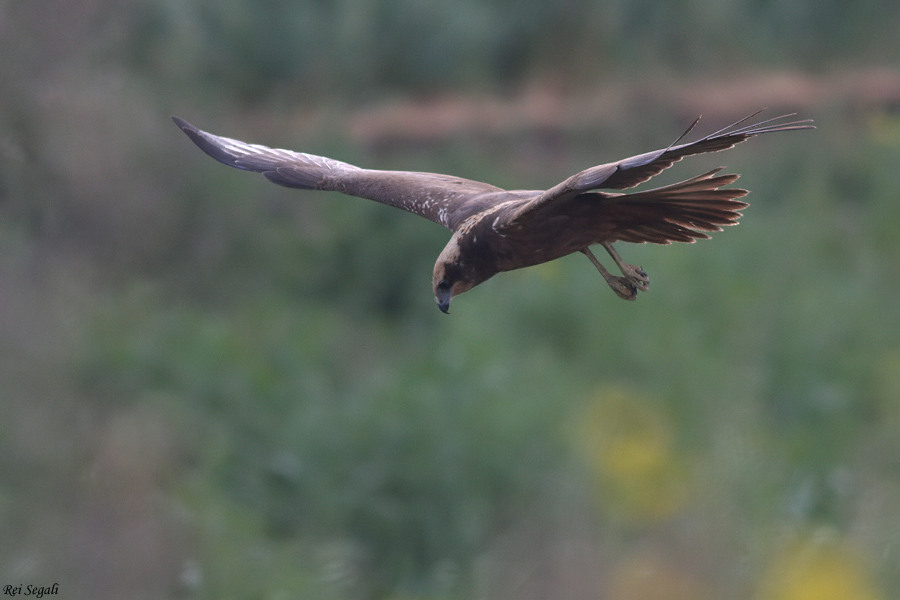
[[174, 111, 812, 313]]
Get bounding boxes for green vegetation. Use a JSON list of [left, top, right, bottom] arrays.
[[1, 1, 899, 598]]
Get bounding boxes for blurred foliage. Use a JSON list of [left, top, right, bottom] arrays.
[[2, 0, 900, 599], [120, 0, 900, 103]]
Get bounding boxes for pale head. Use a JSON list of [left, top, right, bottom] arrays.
[[432, 238, 479, 313]]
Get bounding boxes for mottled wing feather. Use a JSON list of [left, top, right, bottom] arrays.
[[173, 117, 503, 230], [509, 111, 813, 224]]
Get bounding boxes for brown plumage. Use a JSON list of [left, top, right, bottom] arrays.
[[173, 111, 813, 312]]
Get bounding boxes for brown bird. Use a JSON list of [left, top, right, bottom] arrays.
[[174, 111, 812, 313]]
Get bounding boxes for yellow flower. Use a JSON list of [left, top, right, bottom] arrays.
[[572, 384, 688, 523], [760, 530, 883, 600]]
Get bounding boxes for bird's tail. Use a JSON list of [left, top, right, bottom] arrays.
[[605, 168, 749, 244]]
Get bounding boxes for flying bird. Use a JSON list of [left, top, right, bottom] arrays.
[[173, 111, 812, 313]]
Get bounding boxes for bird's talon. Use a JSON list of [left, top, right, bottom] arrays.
[[623, 265, 650, 291], [608, 276, 639, 301]]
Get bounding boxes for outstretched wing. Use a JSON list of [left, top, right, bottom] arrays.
[[173, 117, 503, 230], [509, 111, 813, 223]]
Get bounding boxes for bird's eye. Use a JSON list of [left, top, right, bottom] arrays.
[[437, 280, 451, 291]]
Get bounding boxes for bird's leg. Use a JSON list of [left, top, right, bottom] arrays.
[[602, 242, 650, 291], [580, 248, 638, 300]]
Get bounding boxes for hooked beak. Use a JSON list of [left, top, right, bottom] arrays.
[[435, 288, 451, 314]]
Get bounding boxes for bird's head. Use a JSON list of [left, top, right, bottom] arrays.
[[432, 240, 478, 314]]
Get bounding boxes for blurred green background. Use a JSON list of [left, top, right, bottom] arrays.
[[2, 1, 899, 598]]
